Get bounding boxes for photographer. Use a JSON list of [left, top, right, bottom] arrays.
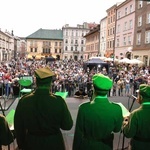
[[123, 84, 150, 150]]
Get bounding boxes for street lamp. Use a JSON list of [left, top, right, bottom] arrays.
[[97, 64, 101, 73]]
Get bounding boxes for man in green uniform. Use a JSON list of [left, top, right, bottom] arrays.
[[73, 73, 123, 150], [0, 114, 14, 149], [14, 66, 73, 150], [123, 84, 150, 150]]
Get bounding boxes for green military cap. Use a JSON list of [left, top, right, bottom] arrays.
[[35, 66, 55, 79], [139, 84, 150, 98], [92, 73, 113, 91]]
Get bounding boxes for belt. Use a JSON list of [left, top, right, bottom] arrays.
[[133, 136, 150, 142]]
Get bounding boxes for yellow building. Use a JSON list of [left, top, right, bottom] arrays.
[[26, 28, 63, 60]]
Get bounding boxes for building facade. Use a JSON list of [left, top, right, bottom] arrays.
[[0, 30, 14, 61], [115, 0, 135, 59], [132, 1, 150, 66], [84, 24, 100, 60], [62, 23, 92, 61], [26, 28, 63, 60], [100, 17, 107, 57], [106, 4, 117, 58]]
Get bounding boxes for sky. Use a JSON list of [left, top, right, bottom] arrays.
[[0, 0, 121, 37]]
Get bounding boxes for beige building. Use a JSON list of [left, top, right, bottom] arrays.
[[26, 28, 63, 60], [84, 25, 100, 60], [0, 30, 14, 61]]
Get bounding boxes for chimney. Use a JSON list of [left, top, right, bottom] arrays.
[[11, 30, 14, 36]]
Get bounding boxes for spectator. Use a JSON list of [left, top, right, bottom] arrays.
[[74, 88, 88, 99]]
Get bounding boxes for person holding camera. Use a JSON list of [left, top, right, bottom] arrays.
[[123, 84, 150, 150], [73, 73, 123, 150]]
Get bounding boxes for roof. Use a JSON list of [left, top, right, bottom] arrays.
[[26, 28, 63, 40]]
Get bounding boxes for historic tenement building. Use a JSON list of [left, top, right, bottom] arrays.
[[132, 1, 150, 66], [26, 28, 63, 60]]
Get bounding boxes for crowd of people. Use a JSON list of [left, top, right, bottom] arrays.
[[0, 57, 150, 150], [0, 57, 149, 99]]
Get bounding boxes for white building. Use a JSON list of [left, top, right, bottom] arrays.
[[62, 22, 91, 61], [100, 17, 107, 57], [0, 29, 14, 61]]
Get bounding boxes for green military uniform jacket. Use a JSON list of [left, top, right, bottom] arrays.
[[0, 114, 14, 147], [73, 97, 123, 150], [14, 89, 73, 150], [123, 104, 150, 150]]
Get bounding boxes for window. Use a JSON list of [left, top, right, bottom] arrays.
[[110, 28, 112, 35], [76, 30, 78, 36], [117, 38, 119, 47], [118, 11, 121, 19], [55, 42, 57, 46], [71, 47, 73, 51], [55, 49, 57, 53], [65, 39, 68, 44], [75, 40, 78, 44], [66, 31, 68, 36], [107, 41, 109, 48], [137, 33, 141, 45], [128, 36, 131, 45], [145, 30, 150, 44], [75, 46, 77, 51], [123, 37, 126, 46], [129, 4, 133, 13], [147, 12, 150, 24], [113, 15, 115, 22], [30, 48, 33, 52], [81, 47, 83, 51], [108, 18, 110, 24], [125, 7, 128, 15], [124, 22, 127, 31], [111, 17, 113, 23], [65, 46, 67, 51], [34, 48, 37, 52], [129, 20, 133, 29], [117, 24, 120, 33], [108, 30, 109, 36], [81, 40, 84, 44], [138, 16, 142, 26], [59, 49, 61, 53], [71, 39, 73, 44], [113, 27, 115, 34], [138, 1, 143, 9]]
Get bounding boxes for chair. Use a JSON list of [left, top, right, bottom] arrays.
[[18, 79, 33, 97]]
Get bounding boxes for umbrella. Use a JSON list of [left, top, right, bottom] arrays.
[[119, 58, 131, 64], [129, 59, 144, 65], [104, 57, 113, 61]]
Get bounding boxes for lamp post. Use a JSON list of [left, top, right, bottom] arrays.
[[97, 64, 101, 73]]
